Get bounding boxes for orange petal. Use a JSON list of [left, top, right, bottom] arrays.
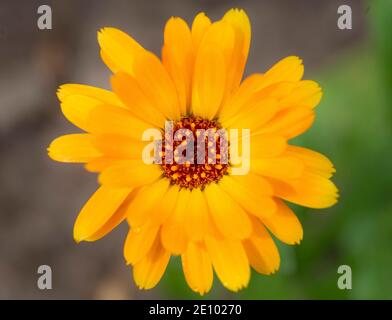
[[262, 56, 304, 85], [260, 199, 303, 245], [271, 171, 339, 209], [223, 97, 278, 130], [87, 104, 151, 139], [250, 134, 287, 158], [133, 51, 180, 120], [48, 134, 102, 163], [87, 190, 137, 241], [243, 218, 280, 274], [133, 234, 170, 290], [57, 83, 124, 107], [124, 220, 160, 265], [204, 183, 251, 239], [59, 95, 103, 132], [161, 189, 190, 255], [205, 236, 250, 292], [85, 157, 122, 173], [278, 80, 322, 110], [148, 185, 180, 226], [91, 133, 145, 159], [73, 186, 131, 242], [219, 175, 276, 219], [251, 156, 304, 180], [191, 12, 211, 53], [259, 106, 315, 138], [185, 188, 210, 241], [221, 9, 251, 94], [126, 178, 170, 227], [111, 72, 167, 127], [219, 73, 264, 123], [98, 27, 144, 75], [181, 242, 213, 295], [162, 17, 193, 115], [192, 45, 226, 119], [285, 145, 336, 178], [98, 160, 162, 188]]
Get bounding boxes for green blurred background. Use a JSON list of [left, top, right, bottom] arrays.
[[0, 0, 391, 299]]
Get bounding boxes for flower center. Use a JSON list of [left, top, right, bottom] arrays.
[[160, 116, 229, 190]]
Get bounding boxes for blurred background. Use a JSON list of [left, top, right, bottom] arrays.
[[0, 0, 391, 299]]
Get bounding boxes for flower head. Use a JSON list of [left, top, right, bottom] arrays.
[[48, 9, 338, 295]]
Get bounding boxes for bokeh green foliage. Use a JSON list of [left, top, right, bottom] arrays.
[[158, 0, 392, 299]]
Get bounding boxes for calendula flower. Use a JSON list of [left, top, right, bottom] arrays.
[[48, 9, 338, 295]]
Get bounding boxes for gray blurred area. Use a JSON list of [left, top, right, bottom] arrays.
[[0, 0, 366, 299]]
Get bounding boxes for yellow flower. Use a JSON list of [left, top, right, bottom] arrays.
[[48, 9, 338, 295]]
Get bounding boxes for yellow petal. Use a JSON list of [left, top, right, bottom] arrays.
[[285, 114, 315, 138], [285, 145, 336, 178], [221, 8, 251, 94], [259, 106, 315, 138], [204, 183, 251, 239], [148, 185, 180, 226], [161, 189, 190, 255], [256, 81, 297, 105], [60, 95, 101, 132], [243, 218, 280, 275], [133, 234, 170, 290], [181, 242, 213, 295], [220, 79, 299, 124], [220, 56, 304, 122], [219, 175, 276, 219], [133, 51, 180, 120], [223, 56, 303, 112], [87, 104, 151, 139], [91, 133, 145, 159], [57, 83, 124, 107], [73, 186, 131, 242], [85, 157, 121, 173], [191, 12, 211, 52], [124, 220, 160, 265], [162, 17, 193, 115], [250, 134, 287, 158], [205, 236, 250, 292], [100, 49, 117, 74], [98, 160, 162, 188], [262, 56, 304, 85], [185, 189, 210, 241], [111, 72, 167, 127], [219, 73, 264, 123], [271, 171, 339, 209], [48, 134, 102, 163], [278, 80, 322, 110], [226, 173, 274, 195], [260, 199, 303, 245], [193, 10, 250, 106], [251, 156, 304, 180], [126, 178, 170, 227], [192, 45, 226, 119], [87, 190, 137, 241], [98, 27, 144, 75], [223, 97, 278, 130]]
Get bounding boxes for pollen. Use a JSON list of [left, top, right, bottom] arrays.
[[160, 116, 229, 190]]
